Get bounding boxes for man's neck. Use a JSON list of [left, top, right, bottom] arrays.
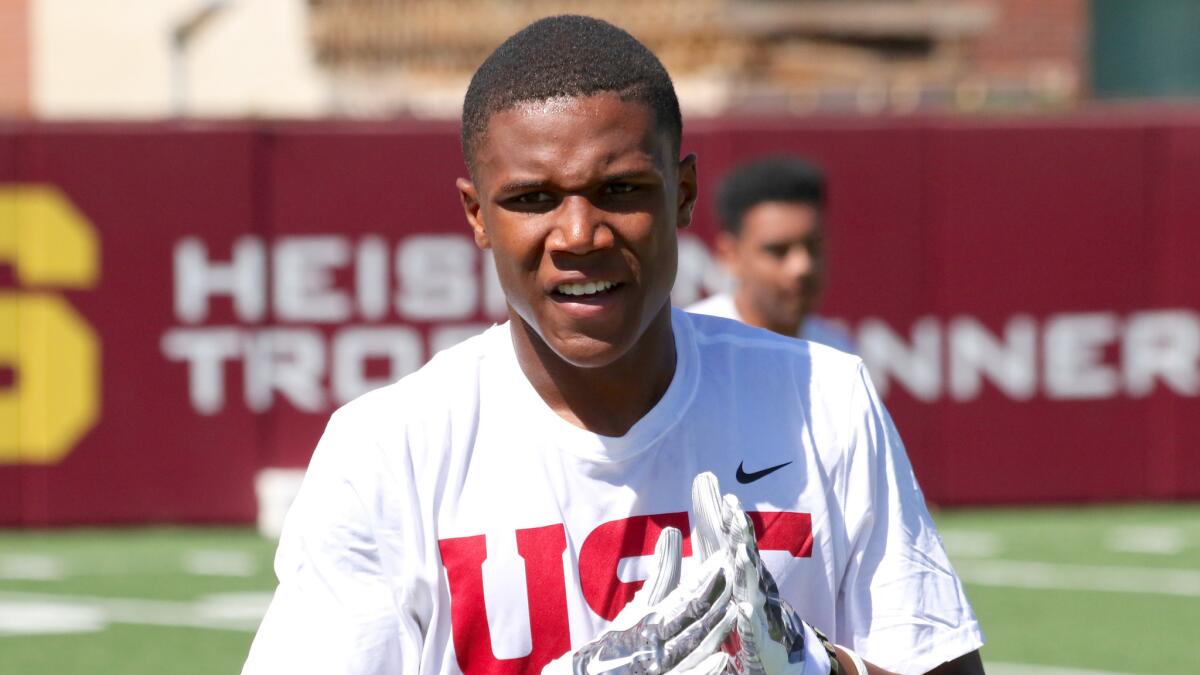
[[510, 310, 677, 437]]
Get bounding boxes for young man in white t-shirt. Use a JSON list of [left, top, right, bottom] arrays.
[[243, 15, 984, 675], [688, 156, 855, 355]]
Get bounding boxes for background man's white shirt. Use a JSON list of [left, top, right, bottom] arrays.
[[243, 309, 981, 675], [686, 292, 857, 355]]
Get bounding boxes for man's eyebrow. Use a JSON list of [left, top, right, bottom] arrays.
[[495, 179, 550, 194], [601, 168, 658, 183], [495, 168, 660, 195]]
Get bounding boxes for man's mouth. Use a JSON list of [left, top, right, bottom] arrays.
[[553, 280, 622, 297]]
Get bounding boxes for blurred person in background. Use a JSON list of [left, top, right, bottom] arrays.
[[688, 156, 855, 354]]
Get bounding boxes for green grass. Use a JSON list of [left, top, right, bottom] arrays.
[[0, 528, 276, 675], [935, 504, 1200, 674], [5, 624, 257, 675], [1, 506, 1198, 674], [0, 528, 277, 601]]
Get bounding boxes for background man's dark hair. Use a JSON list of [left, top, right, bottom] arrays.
[[460, 15, 682, 172], [716, 156, 826, 236]]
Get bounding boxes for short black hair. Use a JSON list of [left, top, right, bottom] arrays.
[[461, 15, 682, 172], [716, 155, 827, 235]]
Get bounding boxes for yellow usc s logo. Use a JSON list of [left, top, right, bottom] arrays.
[[0, 185, 100, 464]]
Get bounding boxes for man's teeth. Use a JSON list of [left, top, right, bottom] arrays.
[[556, 280, 616, 296]]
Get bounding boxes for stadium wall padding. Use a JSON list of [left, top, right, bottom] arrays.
[[1, 116, 1198, 526]]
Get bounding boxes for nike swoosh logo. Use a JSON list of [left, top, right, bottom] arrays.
[[586, 651, 654, 675], [736, 460, 793, 484]]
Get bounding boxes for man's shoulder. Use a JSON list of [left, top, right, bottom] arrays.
[[801, 315, 857, 356], [684, 309, 863, 380]]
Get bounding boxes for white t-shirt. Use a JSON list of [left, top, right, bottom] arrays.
[[243, 309, 981, 675], [686, 292, 857, 355]]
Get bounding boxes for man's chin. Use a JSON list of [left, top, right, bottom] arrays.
[[515, 299, 673, 370], [770, 299, 811, 329], [543, 331, 630, 369]]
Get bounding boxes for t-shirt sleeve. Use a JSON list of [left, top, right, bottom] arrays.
[[242, 411, 421, 675], [835, 363, 984, 675]]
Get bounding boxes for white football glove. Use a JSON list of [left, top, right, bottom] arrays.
[[691, 473, 836, 675], [542, 526, 738, 675]]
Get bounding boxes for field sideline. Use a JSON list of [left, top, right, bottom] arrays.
[[1, 504, 1197, 674]]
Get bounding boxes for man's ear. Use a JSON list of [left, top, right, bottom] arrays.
[[676, 153, 699, 229], [457, 177, 490, 249]]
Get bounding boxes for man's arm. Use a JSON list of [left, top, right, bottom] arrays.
[[922, 650, 985, 675], [834, 647, 984, 675], [837, 362, 985, 673], [242, 411, 416, 674]]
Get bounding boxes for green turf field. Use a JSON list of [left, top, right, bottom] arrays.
[[1, 505, 1197, 674]]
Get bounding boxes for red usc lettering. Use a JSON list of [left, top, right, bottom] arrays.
[[748, 511, 813, 558], [438, 524, 570, 675], [438, 511, 811, 673], [579, 512, 692, 620]]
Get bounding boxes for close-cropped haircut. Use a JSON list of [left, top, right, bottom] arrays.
[[460, 15, 682, 172], [716, 155, 827, 236]]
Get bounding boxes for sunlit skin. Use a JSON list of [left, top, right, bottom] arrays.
[[457, 93, 697, 436], [716, 200, 825, 337]]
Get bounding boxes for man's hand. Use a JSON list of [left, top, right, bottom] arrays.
[[692, 473, 834, 675], [542, 526, 738, 675]]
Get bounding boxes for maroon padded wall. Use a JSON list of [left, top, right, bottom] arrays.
[[1, 116, 1197, 525]]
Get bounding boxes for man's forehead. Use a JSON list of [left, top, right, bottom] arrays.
[[472, 94, 673, 182], [740, 201, 822, 239], [504, 95, 593, 118], [484, 94, 656, 140]]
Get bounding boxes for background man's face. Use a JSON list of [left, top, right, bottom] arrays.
[[459, 93, 696, 368], [720, 200, 824, 334]]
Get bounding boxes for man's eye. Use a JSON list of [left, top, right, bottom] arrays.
[[514, 192, 553, 205], [604, 183, 638, 194], [764, 245, 790, 259]]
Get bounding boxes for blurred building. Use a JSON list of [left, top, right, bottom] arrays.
[[0, 1, 1197, 119], [5, 0, 329, 119], [306, 0, 1084, 116]]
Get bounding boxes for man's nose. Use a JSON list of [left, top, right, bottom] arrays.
[[785, 247, 813, 278], [548, 195, 613, 255]]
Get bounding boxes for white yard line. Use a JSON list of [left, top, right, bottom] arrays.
[[955, 559, 1200, 597], [939, 530, 1005, 558], [182, 550, 259, 577], [0, 591, 271, 634], [1104, 526, 1187, 555], [987, 662, 1148, 675], [0, 554, 67, 581], [0, 600, 106, 635]]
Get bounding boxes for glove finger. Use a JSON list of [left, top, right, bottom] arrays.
[[644, 526, 683, 606], [668, 651, 730, 675], [721, 494, 757, 553], [663, 601, 737, 672], [731, 544, 762, 607], [658, 557, 728, 639], [691, 472, 726, 562], [577, 643, 661, 675], [734, 600, 770, 673]]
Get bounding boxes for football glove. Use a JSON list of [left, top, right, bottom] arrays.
[[691, 473, 836, 675], [542, 526, 738, 675]]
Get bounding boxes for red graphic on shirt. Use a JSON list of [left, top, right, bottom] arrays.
[[438, 524, 570, 675], [579, 512, 693, 620], [748, 511, 813, 558], [438, 511, 811, 674]]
